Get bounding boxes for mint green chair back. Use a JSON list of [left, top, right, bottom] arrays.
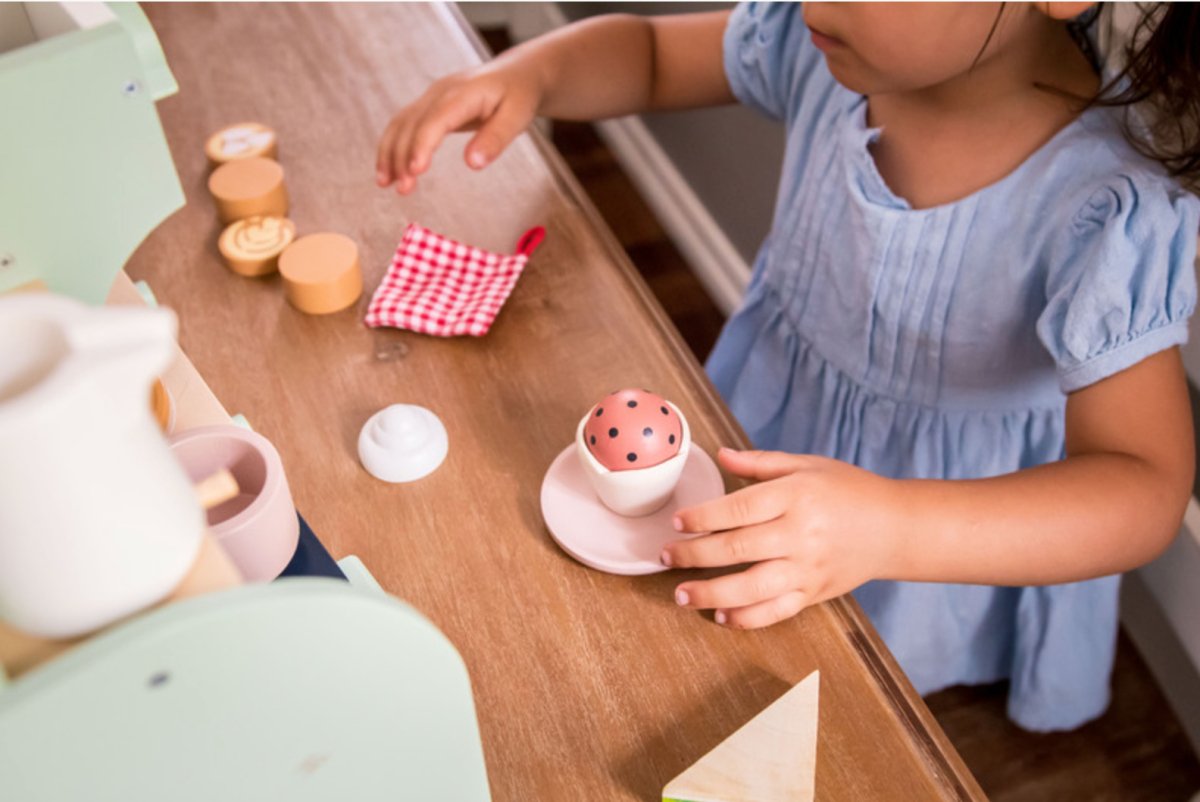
[[0, 578, 492, 801]]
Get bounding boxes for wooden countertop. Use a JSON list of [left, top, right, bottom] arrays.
[[129, 3, 984, 799]]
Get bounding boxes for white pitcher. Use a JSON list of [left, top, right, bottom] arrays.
[[0, 293, 204, 638]]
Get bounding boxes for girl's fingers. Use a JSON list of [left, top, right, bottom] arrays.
[[375, 116, 404, 186], [408, 92, 489, 176], [390, 120, 419, 194], [716, 590, 810, 630], [663, 520, 789, 569], [674, 480, 784, 535], [465, 97, 534, 168], [718, 448, 812, 481], [674, 558, 798, 610]]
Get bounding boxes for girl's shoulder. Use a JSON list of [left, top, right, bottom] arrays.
[[1031, 107, 1200, 394], [1019, 105, 1199, 246], [724, 2, 850, 128]]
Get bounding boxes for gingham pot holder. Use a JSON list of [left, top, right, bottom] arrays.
[[365, 223, 545, 337]]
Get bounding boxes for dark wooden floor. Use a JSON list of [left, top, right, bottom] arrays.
[[480, 26, 1200, 802]]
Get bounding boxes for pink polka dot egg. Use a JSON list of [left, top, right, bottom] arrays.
[[584, 389, 683, 470], [574, 389, 692, 517]]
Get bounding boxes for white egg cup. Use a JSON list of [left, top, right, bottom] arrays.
[[575, 401, 691, 517]]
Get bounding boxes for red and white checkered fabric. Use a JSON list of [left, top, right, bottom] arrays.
[[365, 223, 545, 337]]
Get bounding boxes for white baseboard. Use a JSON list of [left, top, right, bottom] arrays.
[[1150, 499, 1200, 670], [1122, 570, 1200, 756], [1122, 497, 1200, 755], [455, 1, 512, 30], [592, 116, 749, 315], [507, 1, 569, 46]]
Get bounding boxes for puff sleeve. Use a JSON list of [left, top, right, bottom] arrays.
[[1036, 175, 1199, 393], [723, 2, 830, 123]]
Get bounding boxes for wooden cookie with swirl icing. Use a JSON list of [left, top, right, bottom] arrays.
[[205, 122, 278, 167], [218, 215, 297, 277]]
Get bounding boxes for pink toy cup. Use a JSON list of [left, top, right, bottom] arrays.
[[168, 425, 299, 581]]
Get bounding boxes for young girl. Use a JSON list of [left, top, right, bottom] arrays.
[[376, 3, 1199, 732]]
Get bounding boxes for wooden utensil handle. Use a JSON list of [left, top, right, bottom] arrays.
[[194, 468, 239, 511]]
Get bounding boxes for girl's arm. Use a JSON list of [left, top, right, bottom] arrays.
[[528, 12, 734, 118], [376, 12, 732, 193], [893, 348, 1193, 583], [663, 349, 1194, 629]]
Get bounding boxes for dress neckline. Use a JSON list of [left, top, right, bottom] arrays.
[[843, 95, 1103, 215]]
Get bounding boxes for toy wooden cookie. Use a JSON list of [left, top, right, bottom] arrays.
[[207, 156, 288, 223], [218, 215, 296, 277], [278, 232, 363, 315], [204, 122, 278, 167]]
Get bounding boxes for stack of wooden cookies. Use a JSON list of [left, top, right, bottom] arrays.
[[206, 123, 362, 315]]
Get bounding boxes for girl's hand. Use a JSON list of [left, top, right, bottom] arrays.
[[662, 448, 905, 630], [375, 57, 543, 194]]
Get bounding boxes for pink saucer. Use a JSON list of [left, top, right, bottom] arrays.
[[540, 444, 725, 575]]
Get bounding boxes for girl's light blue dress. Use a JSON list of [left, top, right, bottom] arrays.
[[711, 3, 1200, 731]]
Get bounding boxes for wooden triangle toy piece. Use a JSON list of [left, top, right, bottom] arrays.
[[663, 671, 819, 802]]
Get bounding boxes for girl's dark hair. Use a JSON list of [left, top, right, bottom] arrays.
[[1089, 3, 1200, 189]]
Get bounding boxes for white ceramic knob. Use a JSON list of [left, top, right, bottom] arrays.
[[358, 404, 448, 483]]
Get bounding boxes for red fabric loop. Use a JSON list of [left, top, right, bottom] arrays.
[[515, 226, 546, 257]]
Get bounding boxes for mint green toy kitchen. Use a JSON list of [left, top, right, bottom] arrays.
[[0, 6, 492, 799]]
